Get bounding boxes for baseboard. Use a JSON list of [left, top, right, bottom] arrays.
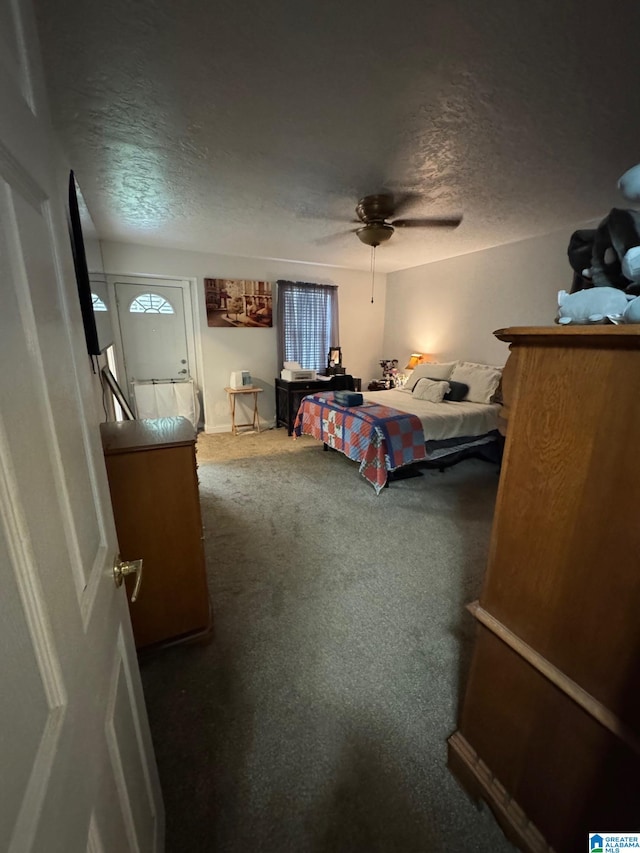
[[447, 731, 555, 853]]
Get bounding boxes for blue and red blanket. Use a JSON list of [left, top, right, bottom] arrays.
[[293, 391, 427, 494]]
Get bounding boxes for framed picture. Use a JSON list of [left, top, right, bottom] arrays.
[[101, 367, 135, 420], [328, 347, 342, 367], [204, 278, 273, 327]]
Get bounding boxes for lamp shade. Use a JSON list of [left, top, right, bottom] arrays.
[[405, 353, 432, 370]]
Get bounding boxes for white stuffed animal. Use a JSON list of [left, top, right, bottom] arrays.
[[618, 163, 640, 203], [623, 295, 640, 323], [556, 287, 629, 325], [622, 245, 640, 286]]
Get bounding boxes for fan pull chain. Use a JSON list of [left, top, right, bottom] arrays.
[[370, 244, 376, 304]]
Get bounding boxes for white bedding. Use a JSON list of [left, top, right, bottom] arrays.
[[362, 388, 500, 441]]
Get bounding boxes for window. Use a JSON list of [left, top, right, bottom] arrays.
[[129, 292, 175, 314], [276, 281, 339, 372], [91, 293, 107, 312]]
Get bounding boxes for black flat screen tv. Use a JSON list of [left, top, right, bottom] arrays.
[[68, 170, 98, 355], [68, 171, 112, 355]]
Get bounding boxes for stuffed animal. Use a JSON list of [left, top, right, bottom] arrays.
[[618, 163, 640, 202], [556, 287, 630, 325], [567, 163, 640, 295], [567, 229, 597, 291], [563, 163, 640, 322], [591, 208, 640, 292], [567, 208, 640, 294], [622, 245, 640, 285], [624, 295, 640, 323]]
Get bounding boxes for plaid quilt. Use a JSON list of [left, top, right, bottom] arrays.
[[293, 391, 427, 494]]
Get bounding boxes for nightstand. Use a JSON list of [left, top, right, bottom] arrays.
[[275, 375, 360, 435]]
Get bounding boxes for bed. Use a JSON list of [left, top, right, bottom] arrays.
[[293, 362, 503, 493]]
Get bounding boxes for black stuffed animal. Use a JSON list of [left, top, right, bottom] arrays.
[[568, 208, 640, 295], [568, 163, 640, 295], [567, 229, 596, 292]]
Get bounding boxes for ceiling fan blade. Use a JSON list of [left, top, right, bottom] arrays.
[[388, 191, 422, 217], [391, 216, 463, 228], [314, 228, 358, 246]]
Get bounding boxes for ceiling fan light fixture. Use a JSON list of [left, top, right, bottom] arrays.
[[356, 222, 394, 246]]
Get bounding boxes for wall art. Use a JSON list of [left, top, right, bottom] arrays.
[[205, 278, 273, 327]]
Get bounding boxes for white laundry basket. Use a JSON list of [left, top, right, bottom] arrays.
[[132, 379, 201, 429]]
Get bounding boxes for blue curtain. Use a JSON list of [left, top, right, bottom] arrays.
[[276, 281, 339, 372]]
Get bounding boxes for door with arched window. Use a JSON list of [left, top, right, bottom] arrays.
[[114, 279, 194, 394]]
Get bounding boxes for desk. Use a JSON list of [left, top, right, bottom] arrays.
[[225, 386, 263, 434], [275, 375, 360, 435]]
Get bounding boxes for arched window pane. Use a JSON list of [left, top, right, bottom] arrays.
[[129, 293, 175, 314], [92, 293, 108, 312]]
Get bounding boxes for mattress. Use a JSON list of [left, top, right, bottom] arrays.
[[361, 388, 500, 441]]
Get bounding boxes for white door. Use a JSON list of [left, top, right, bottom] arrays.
[[114, 279, 193, 387], [0, 3, 163, 852]]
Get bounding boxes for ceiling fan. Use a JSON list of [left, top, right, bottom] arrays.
[[352, 193, 462, 246]]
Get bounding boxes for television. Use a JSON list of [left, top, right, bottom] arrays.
[[67, 171, 112, 355]]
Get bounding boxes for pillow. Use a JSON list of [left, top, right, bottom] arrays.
[[440, 379, 469, 402], [411, 378, 450, 403], [449, 361, 502, 404], [404, 361, 457, 391]]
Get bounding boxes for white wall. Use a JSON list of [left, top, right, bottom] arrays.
[[383, 227, 577, 367], [100, 241, 386, 432]]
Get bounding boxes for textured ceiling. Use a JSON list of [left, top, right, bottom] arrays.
[[34, 0, 640, 272]]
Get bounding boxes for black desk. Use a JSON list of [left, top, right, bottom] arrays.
[[275, 375, 360, 435]]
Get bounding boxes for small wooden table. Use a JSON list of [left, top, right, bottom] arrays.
[[225, 386, 263, 434]]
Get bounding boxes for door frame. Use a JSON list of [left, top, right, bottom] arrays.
[[106, 274, 205, 421]]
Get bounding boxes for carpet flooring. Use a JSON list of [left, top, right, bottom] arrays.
[[139, 428, 515, 852]]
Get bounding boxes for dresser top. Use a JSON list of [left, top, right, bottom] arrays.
[[495, 324, 640, 347], [100, 417, 196, 454]]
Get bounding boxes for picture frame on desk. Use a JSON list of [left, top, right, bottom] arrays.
[[328, 347, 342, 366], [326, 347, 346, 375]]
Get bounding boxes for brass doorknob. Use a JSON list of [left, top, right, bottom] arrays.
[[113, 556, 144, 602]]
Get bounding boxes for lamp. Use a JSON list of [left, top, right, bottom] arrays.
[[405, 353, 435, 370], [357, 223, 394, 247], [405, 353, 424, 370]]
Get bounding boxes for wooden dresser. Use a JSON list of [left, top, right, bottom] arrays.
[[101, 417, 212, 650], [449, 326, 640, 852]]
